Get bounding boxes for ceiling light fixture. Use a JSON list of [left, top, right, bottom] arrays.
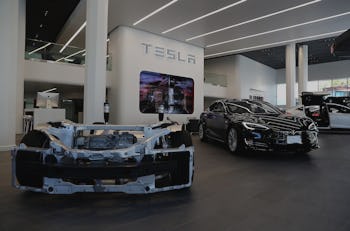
[[59, 21, 86, 53], [204, 29, 346, 58], [206, 11, 350, 48], [187, 0, 321, 41], [56, 49, 85, 62], [28, 42, 52, 55], [162, 0, 247, 34], [133, 0, 178, 26]]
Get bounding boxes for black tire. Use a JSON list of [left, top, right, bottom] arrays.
[[16, 130, 49, 188], [16, 150, 44, 188], [198, 123, 207, 142], [169, 151, 191, 186], [168, 130, 192, 148], [21, 130, 50, 148], [227, 127, 244, 154], [166, 131, 192, 186]]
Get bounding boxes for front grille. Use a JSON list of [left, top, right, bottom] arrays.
[[275, 131, 302, 145]]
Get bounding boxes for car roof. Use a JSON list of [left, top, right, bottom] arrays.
[[216, 99, 262, 104]]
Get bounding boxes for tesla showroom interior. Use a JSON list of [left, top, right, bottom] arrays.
[[1, 0, 350, 230]]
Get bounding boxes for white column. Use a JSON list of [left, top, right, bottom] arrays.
[[84, 0, 108, 124], [0, 0, 21, 150], [298, 45, 308, 100], [285, 43, 296, 108], [16, 0, 25, 134]]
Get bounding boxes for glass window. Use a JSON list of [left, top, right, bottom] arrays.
[[227, 104, 249, 114], [319, 80, 332, 93], [215, 103, 225, 113], [209, 102, 225, 113], [277, 76, 350, 104], [209, 103, 218, 112], [327, 104, 350, 113], [332, 78, 348, 97]]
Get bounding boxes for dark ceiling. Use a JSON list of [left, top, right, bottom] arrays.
[[26, 0, 80, 42], [241, 36, 350, 69]]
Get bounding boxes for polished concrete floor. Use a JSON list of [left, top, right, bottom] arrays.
[[1, 133, 350, 231]]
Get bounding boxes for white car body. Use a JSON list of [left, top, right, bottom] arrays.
[[287, 103, 350, 129]]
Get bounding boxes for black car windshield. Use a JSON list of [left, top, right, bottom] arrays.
[[227, 101, 282, 114]]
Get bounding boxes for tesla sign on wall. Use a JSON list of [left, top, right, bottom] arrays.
[[141, 43, 196, 64]]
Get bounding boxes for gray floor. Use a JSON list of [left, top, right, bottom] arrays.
[[1, 133, 350, 231]]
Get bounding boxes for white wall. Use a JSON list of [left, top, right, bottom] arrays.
[[0, 0, 22, 150], [276, 59, 350, 83], [16, 0, 25, 134], [108, 26, 204, 124], [204, 55, 277, 105], [24, 60, 112, 86], [204, 83, 227, 98], [205, 56, 241, 99], [236, 55, 277, 104]]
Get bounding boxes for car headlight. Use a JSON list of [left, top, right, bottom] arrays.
[[242, 122, 269, 131], [308, 122, 318, 131]]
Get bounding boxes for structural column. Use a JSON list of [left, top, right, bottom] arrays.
[[16, 0, 26, 134], [285, 43, 296, 108], [84, 0, 108, 124], [298, 45, 308, 101], [0, 0, 23, 150]]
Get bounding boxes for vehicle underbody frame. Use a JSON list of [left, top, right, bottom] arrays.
[[11, 122, 194, 194]]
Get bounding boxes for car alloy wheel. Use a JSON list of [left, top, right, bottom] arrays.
[[227, 128, 238, 152]]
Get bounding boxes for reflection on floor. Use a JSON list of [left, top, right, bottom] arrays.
[[1, 133, 350, 231]]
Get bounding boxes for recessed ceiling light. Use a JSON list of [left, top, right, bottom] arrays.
[[133, 0, 178, 26], [206, 11, 350, 48], [162, 0, 247, 34], [39, 24, 43, 28], [187, 0, 322, 41], [204, 30, 346, 58], [60, 21, 86, 53], [28, 42, 52, 55]]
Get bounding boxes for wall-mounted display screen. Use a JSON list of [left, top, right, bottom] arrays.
[[140, 71, 194, 114]]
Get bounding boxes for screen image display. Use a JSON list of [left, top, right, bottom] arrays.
[[140, 71, 194, 114], [36, 92, 59, 108]]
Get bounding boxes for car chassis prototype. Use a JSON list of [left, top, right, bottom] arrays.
[[11, 121, 194, 194]]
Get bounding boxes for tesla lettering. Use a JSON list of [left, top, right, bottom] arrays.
[[141, 43, 196, 64]]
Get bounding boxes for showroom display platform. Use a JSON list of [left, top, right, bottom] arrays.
[[1, 134, 350, 231]]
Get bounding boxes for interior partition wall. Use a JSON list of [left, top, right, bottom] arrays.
[[108, 26, 204, 125]]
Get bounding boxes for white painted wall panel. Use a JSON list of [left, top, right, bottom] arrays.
[[204, 55, 277, 105], [108, 27, 204, 124], [24, 60, 112, 87]]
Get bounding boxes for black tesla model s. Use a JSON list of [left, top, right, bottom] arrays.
[[199, 99, 319, 153]]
